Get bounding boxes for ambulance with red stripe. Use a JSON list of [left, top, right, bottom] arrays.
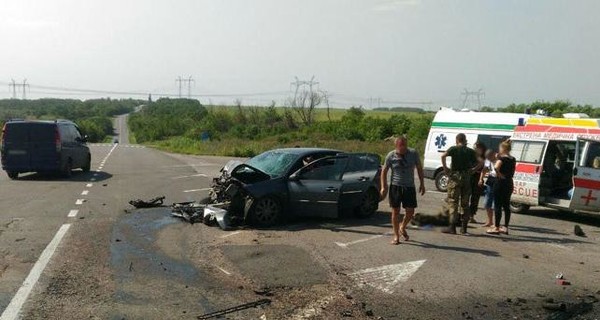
[[510, 117, 600, 214]]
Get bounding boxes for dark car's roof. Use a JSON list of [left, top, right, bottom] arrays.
[[266, 148, 340, 156], [5, 119, 74, 126]]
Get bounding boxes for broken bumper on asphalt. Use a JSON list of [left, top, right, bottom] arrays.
[[170, 202, 236, 230]]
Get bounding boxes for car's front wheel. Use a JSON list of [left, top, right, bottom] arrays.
[[355, 189, 379, 218], [6, 171, 18, 180], [62, 160, 73, 178], [250, 196, 282, 227]]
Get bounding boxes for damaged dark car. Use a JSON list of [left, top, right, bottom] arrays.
[[206, 148, 382, 227]]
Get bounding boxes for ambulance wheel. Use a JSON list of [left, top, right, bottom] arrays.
[[510, 202, 530, 214], [435, 171, 449, 192]]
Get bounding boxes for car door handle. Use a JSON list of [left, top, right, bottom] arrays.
[[358, 176, 369, 182], [326, 187, 338, 192]]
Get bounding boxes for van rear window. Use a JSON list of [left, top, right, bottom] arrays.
[[4, 123, 29, 142], [29, 124, 56, 143]]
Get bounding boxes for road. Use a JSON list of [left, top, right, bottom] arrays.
[[0, 115, 599, 319]]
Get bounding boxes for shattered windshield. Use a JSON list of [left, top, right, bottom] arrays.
[[246, 151, 301, 178]]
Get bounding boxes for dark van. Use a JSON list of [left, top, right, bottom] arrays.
[[1, 119, 91, 179]]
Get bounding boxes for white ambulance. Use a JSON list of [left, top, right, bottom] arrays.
[[509, 117, 600, 214], [423, 108, 530, 191]]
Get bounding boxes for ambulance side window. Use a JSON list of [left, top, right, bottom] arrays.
[[477, 134, 510, 153], [512, 141, 545, 164], [582, 141, 600, 169]]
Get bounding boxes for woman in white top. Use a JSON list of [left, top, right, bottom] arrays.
[[478, 150, 497, 227]]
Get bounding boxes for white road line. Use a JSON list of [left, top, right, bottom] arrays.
[[172, 173, 208, 179], [335, 233, 390, 248], [220, 231, 242, 238], [183, 188, 212, 193], [67, 210, 79, 218], [216, 267, 231, 275], [86, 183, 93, 188], [75, 199, 85, 205], [349, 260, 426, 294], [81, 190, 89, 196], [427, 190, 445, 195], [0, 224, 71, 320]]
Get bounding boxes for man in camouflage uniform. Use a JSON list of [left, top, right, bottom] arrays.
[[441, 133, 477, 235]]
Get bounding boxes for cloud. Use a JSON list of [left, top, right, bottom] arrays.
[[372, 0, 421, 12], [3, 18, 59, 29]]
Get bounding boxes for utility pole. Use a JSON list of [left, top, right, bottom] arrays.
[[8, 79, 17, 99], [290, 76, 319, 100], [461, 88, 485, 110], [8, 79, 29, 99], [21, 79, 29, 99], [176, 76, 194, 98]]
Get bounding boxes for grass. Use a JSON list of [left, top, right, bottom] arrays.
[[145, 135, 425, 161], [204, 105, 414, 122]]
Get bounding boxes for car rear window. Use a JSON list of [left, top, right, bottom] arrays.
[[3, 123, 30, 142], [3, 123, 56, 143], [29, 124, 56, 143]]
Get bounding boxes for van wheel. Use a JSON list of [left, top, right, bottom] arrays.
[[82, 156, 91, 172], [63, 160, 73, 178], [7, 171, 18, 180], [435, 171, 449, 192], [510, 202, 530, 214]]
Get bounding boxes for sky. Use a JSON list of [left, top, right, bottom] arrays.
[[0, 0, 599, 109]]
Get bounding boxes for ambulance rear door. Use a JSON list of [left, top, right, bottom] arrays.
[[569, 138, 600, 212], [511, 139, 547, 206]]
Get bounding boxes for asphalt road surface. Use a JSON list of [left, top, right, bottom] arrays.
[[1, 116, 599, 320]]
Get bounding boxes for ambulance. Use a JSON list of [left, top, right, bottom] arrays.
[[423, 108, 530, 192], [510, 117, 600, 214]]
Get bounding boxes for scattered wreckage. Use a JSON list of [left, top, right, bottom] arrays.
[[130, 148, 382, 230]]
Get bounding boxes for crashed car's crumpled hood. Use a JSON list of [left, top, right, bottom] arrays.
[[222, 160, 244, 174]]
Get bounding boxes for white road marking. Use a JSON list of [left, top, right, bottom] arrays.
[[220, 231, 242, 238], [335, 233, 390, 248], [67, 210, 79, 218], [349, 260, 427, 294], [172, 173, 208, 179], [183, 188, 212, 193], [427, 190, 445, 194], [86, 183, 93, 188], [217, 267, 231, 275], [0, 224, 71, 320], [81, 190, 89, 196], [75, 199, 85, 205]]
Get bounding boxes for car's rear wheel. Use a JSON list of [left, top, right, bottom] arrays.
[[62, 160, 73, 178], [7, 171, 18, 180], [355, 189, 379, 218], [435, 171, 448, 192], [250, 196, 281, 227], [510, 202, 530, 214], [82, 156, 91, 172]]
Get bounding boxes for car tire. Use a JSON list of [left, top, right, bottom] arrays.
[[510, 202, 530, 214], [63, 160, 73, 178], [355, 189, 379, 218], [82, 156, 91, 172], [7, 171, 18, 180], [250, 196, 282, 227], [435, 171, 448, 192]]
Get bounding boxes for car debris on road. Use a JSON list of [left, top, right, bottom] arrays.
[[128, 196, 166, 208]]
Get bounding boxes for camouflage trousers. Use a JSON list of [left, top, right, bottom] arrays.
[[446, 170, 472, 226]]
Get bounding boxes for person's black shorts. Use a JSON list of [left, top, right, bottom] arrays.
[[389, 185, 417, 209]]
